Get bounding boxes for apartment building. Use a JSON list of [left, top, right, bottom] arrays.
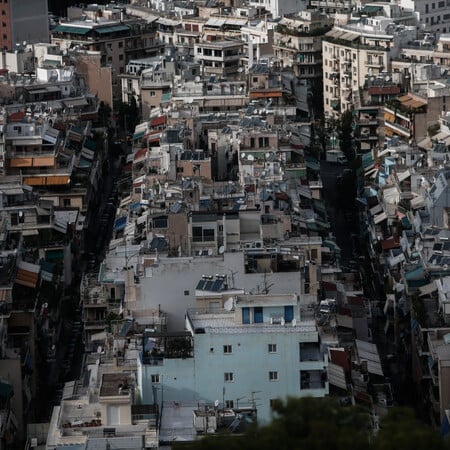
[[249, 0, 308, 19], [399, 0, 450, 34], [194, 40, 244, 79], [139, 292, 328, 423], [45, 353, 158, 450], [0, 0, 49, 51], [273, 12, 332, 79], [51, 13, 160, 105], [322, 18, 415, 118]]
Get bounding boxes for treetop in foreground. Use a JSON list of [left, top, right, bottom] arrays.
[[174, 397, 449, 450]]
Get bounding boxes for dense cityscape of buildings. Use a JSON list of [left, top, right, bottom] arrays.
[[0, 0, 448, 448]]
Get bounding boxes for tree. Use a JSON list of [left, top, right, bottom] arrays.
[[174, 397, 450, 450], [176, 397, 370, 450], [374, 407, 447, 450]]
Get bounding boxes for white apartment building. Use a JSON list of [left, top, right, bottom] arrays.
[[248, 0, 308, 19], [400, 0, 450, 34], [322, 18, 416, 118], [139, 293, 328, 423]]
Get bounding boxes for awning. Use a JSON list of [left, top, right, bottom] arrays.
[[305, 159, 320, 172], [355, 339, 383, 376], [411, 195, 425, 209], [397, 170, 410, 182], [95, 25, 130, 34], [46, 176, 70, 185], [328, 362, 347, 390], [419, 281, 437, 296], [10, 158, 33, 167], [52, 25, 91, 35], [22, 229, 39, 236], [114, 216, 127, 232], [373, 211, 387, 224], [15, 261, 40, 288], [133, 131, 145, 140], [24, 175, 70, 186], [46, 249, 64, 261]]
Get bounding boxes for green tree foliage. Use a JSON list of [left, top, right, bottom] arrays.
[[375, 407, 447, 450], [175, 397, 449, 450]]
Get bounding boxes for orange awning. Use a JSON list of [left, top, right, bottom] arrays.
[[24, 175, 70, 186], [24, 177, 46, 186], [45, 175, 70, 185], [15, 268, 39, 288], [10, 158, 33, 167], [249, 90, 282, 99], [33, 157, 55, 167], [384, 112, 395, 122]]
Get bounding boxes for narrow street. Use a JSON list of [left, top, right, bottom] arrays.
[[320, 161, 358, 265]]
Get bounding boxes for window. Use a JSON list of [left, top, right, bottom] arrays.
[[254, 307, 263, 323], [268, 343, 277, 353], [119, 54, 124, 61], [223, 345, 232, 354], [119, 41, 123, 48], [242, 307, 250, 324], [63, 198, 71, 207], [225, 400, 234, 408], [152, 216, 168, 229], [224, 372, 234, 382], [192, 226, 215, 242], [269, 371, 278, 381], [151, 374, 160, 383], [184, 290, 189, 296], [150, 91, 156, 97]]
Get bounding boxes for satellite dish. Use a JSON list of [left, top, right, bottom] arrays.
[[218, 245, 225, 255], [240, 152, 246, 159], [265, 152, 270, 159], [224, 297, 234, 311], [247, 154, 255, 161], [208, 248, 213, 256], [97, 346, 103, 354], [237, 67, 243, 73], [214, 399, 220, 407], [292, 318, 297, 327], [195, 76, 200, 82]]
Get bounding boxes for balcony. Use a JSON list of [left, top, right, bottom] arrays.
[[384, 120, 411, 137], [300, 369, 328, 394], [84, 319, 106, 329], [365, 60, 384, 68]]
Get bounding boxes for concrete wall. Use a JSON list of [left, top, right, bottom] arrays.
[[75, 53, 113, 108], [10, 0, 49, 47]]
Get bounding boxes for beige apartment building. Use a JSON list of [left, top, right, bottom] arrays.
[[322, 17, 415, 119]]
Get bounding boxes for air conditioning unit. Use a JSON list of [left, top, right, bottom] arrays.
[[254, 240, 263, 248]]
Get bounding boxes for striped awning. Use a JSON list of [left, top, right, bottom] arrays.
[[24, 175, 70, 186], [15, 268, 39, 288]]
